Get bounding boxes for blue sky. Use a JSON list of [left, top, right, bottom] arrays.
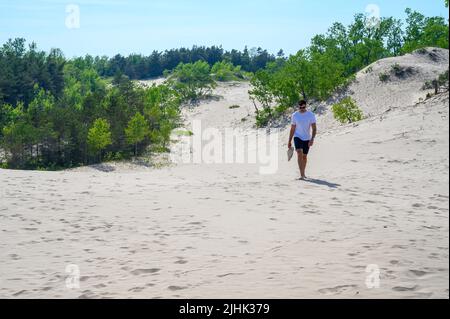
[[0, 0, 448, 57]]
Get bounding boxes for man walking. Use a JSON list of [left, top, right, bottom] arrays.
[[288, 100, 317, 180]]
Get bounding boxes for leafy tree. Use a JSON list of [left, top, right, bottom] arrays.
[[402, 9, 449, 53], [143, 84, 180, 150], [150, 120, 173, 151], [332, 97, 364, 124], [249, 69, 274, 112], [87, 118, 112, 161], [272, 51, 311, 107], [0, 103, 15, 137], [255, 108, 273, 128], [211, 61, 245, 81], [249, 47, 346, 118], [385, 18, 405, 56], [144, 84, 180, 124], [2, 119, 37, 168], [125, 112, 149, 156], [309, 50, 346, 100], [166, 61, 216, 102]]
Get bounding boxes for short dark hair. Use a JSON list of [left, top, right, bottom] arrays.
[[299, 100, 307, 107]]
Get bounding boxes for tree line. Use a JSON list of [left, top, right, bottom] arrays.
[[75, 45, 276, 80], [249, 8, 449, 127]]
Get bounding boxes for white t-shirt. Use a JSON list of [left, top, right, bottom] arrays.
[[291, 111, 317, 141]]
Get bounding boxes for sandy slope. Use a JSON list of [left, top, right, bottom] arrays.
[[318, 47, 449, 130], [0, 52, 449, 299]]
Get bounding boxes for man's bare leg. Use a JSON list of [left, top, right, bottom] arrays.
[[297, 150, 306, 179], [301, 154, 308, 178]]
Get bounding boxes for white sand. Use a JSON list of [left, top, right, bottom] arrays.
[[0, 49, 448, 299]]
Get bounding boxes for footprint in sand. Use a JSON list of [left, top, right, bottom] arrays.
[[168, 285, 187, 291], [318, 285, 358, 295], [94, 284, 107, 289], [175, 258, 188, 265], [12, 290, 27, 297], [128, 287, 146, 292], [9, 254, 21, 260], [408, 270, 429, 278], [392, 285, 419, 292], [217, 273, 245, 278], [131, 268, 161, 276], [78, 290, 97, 299], [428, 253, 440, 259]]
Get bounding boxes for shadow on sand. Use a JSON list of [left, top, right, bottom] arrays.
[[304, 178, 341, 189]]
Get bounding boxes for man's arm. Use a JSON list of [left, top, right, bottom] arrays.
[[288, 125, 296, 149], [309, 123, 317, 147]]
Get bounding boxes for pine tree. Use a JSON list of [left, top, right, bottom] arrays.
[[125, 112, 149, 156], [87, 118, 112, 162]]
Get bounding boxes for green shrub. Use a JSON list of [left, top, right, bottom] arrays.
[[332, 97, 364, 124], [104, 152, 125, 162], [391, 63, 415, 78], [438, 70, 449, 86], [379, 72, 390, 82], [173, 130, 194, 136], [151, 144, 170, 153], [255, 108, 272, 128], [422, 80, 434, 90], [422, 70, 449, 91], [211, 61, 245, 82], [166, 61, 216, 102], [416, 48, 428, 55], [391, 63, 402, 75]]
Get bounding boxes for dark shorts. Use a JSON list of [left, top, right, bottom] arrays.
[[294, 137, 310, 155]]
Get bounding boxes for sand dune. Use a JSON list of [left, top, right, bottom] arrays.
[[0, 50, 449, 299], [318, 47, 449, 130]]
